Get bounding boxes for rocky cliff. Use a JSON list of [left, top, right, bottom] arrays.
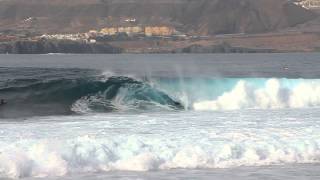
[[0, 40, 123, 54]]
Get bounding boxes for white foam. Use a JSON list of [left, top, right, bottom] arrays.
[[193, 79, 320, 110], [71, 97, 93, 114], [100, 71, 115, 81], [1, 109, 320, 179], [1, 135, 320, 179]]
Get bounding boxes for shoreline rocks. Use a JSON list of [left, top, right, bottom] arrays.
[[0, 39, 123, 54]]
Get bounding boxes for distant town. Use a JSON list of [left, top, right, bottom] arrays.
[[39, 25, 189, 43], [0, 0, 319, 54]]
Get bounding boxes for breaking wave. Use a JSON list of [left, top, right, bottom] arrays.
[[0, 74, 183, 117], [192, 78, 320, 111], [2, 67, 320, 117], [1, 131, 320, 179], [70, 76, 183, 113], [2, 68, 320, 179]]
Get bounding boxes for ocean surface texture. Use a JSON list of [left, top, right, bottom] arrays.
[[1, 54, 320, 179]]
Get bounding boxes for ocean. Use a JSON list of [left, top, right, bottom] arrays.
[[1, 53, 320, 179]]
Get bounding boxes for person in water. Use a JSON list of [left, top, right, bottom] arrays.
[[0, 99, 7, 105]]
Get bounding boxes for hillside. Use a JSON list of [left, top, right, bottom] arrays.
[[0, 0, 317, 35]]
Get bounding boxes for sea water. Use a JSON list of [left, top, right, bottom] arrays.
[[0, 54, 320, 179]]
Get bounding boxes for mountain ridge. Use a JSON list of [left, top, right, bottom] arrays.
[[0, 0, 317, 35]]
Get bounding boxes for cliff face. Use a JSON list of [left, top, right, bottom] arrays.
[[0, 40, 123, 54], [0, 0, 316, 35]]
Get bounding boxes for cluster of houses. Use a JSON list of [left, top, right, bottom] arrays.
[[40, 33, 89, 41], [39, 25, 185, 43], [97, 26, 176, 36], [294, 0, 320, 9]]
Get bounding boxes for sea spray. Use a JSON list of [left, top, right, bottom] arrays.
[[193, 79, 320, 110]]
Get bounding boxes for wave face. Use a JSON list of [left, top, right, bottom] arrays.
[[0, 68, 183, 118], [2, 68, 320, 118]]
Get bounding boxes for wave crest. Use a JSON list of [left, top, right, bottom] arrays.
[[193, 79, 320, 110]]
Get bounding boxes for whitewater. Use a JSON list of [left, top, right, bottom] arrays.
[[1, 54, 320, 179]]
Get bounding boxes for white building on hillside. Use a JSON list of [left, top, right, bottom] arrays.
[[295, 0, 320, 9]]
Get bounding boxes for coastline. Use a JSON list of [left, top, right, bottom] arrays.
[[1, 30, 319, 54], [0, 39, 310, 54]]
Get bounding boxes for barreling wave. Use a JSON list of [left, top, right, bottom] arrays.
[[2, 67, 320, 118], [69, 76, 184, 113], [0, 74, 183, 117]]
